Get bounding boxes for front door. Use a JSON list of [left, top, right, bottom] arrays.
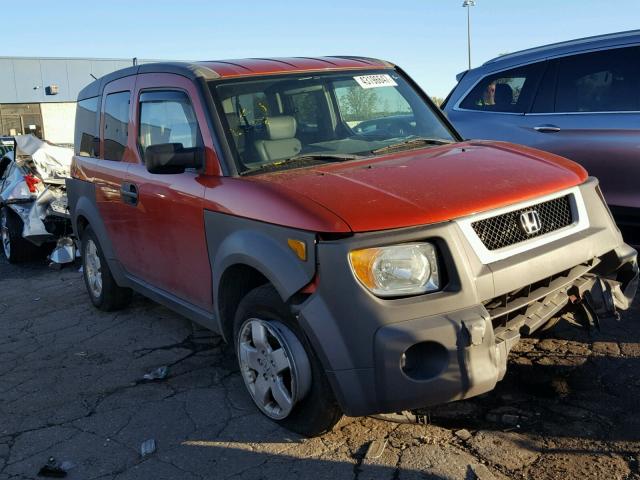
[[124, 73, 214, 311]]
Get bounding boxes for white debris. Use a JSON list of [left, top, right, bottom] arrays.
[[140, 439, 157, 457], [49, 237, 76, 265], [365, 438, 387, 460], [142, 366, 169, 381]]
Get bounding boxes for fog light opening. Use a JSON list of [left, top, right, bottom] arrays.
[[401, 341, 448, 381]]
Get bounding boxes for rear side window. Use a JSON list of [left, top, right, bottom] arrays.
[[138, 90, 202, 158], [103, 91, 130, 161], [75, 97, 99, 157], [554, 46, 640, 113], [459, 62, 545, 113]]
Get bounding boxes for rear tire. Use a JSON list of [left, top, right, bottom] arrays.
[[81, 225, 132, 311], [234, 284, 343, 437], [0, 207, 42, 263]]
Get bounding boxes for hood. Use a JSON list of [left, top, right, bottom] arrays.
[[14, 134, 73, 183], [249, 141, 588, 233]]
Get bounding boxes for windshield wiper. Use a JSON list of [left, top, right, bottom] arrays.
[[371, 137, 454, 155], [243, 153, 362, 175], [287, 153, 362, 163]]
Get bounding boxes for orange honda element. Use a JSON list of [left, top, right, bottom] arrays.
[[67, 57, 638, 437]]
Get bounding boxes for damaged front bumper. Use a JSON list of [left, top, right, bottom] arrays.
[[379, 245, 637, 415], [297, 179, 638, 417], [303, 245, 637, 417]]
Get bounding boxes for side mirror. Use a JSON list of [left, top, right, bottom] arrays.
[[144, 143, 203, 174]]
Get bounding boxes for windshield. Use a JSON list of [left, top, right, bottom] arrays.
[[210, 70, 457, 175]]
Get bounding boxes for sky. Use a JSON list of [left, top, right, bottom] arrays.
[[4, 0, 640, 98]]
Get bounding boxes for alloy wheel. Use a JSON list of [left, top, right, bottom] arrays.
[[237, 319, 311, 420], [84, 238, 103, 298], [0, 212, 10, 260]]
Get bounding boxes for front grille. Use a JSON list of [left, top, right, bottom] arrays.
[[472, 195, 573, 251]]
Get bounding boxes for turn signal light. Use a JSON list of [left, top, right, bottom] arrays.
[[287, 239, 307, 261]]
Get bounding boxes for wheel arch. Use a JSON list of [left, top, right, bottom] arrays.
[[205, 211, 317, 341], [69, 186, 128, 286], [75, 213, 89, 238], [216, 263, 270, 341], [72, 195, 117, 259]]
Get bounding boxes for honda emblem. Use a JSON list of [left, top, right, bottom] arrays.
[[519, 210, 542, 235]]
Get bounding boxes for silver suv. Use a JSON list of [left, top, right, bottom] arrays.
[[443, 30, 640, 244]]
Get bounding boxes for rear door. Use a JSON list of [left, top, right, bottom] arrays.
[[77, 77, 139, 271], [519, 46, 640, 212], [124, 73, 213, 311]]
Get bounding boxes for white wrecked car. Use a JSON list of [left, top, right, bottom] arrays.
[[0, 135, 74, 264]]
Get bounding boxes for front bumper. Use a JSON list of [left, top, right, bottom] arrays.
[[297, 178, 638, 416]]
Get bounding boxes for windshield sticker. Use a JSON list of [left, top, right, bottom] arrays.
[[353, 74, 398, 89]]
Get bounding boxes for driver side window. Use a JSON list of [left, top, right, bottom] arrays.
[[138, 90, 202, 158]]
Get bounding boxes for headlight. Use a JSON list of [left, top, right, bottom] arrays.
[[349, 242, 440, 297]]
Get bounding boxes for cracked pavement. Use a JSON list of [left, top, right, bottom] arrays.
[[1, 257, 639, 479]]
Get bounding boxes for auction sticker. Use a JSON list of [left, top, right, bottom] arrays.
[[353, 74, 398, 89]]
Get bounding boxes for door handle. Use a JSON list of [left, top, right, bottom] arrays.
[[533, 124, 561, 133], [120, 182, 138, 206]]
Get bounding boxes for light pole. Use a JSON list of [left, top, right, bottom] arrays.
[[462, 0, 476, 70]]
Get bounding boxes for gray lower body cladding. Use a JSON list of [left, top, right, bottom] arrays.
[[299, 178, 638, 416]]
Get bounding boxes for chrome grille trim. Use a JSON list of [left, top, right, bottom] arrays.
[[472, 195, 573, 251], [455, 186, 590, 264]]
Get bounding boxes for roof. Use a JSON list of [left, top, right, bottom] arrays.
[[196, 56, 392, 78], [78, 56, 393, 100], [482, 29, 640, 70]]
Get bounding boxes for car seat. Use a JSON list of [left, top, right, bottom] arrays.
[[494, 83, 514, 109], [254, 116, 302, 163]]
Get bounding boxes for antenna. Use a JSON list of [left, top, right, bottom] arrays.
[[89, 73, 98, 80], [133, 57, 138, 66]]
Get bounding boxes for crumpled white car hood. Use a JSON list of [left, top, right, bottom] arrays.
[[14, 134, 72, 182]]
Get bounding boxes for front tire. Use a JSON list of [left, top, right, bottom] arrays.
[[81, 226, 132, 311], [234, 284, 342, 437], [0, 207, 42, 263]]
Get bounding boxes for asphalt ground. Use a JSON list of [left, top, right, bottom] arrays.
[[1, 256, 639, 479]]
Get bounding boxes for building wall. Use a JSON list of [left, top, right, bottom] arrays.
[[0, 57, 161, 144], [40, 102, 77, 145], [0, 57, 159, 104]]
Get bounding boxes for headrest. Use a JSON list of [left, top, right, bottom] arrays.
[[495, 83, 514, 107], [265, 116, 297, 140], [221, 98, 235, 114]]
